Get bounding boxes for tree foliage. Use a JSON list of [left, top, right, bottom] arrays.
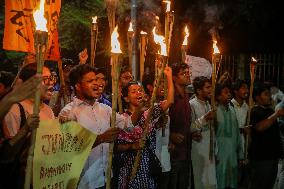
[[58, 0, 106, 57]]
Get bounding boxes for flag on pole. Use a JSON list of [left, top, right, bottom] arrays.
[[3, 0, 61, 61]]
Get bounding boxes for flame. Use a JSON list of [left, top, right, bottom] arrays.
[[140, 31, 147, 35], [182, 26, 190, 46], [92, 16, 97, 24], [111, 26, 122, 54], [155, 16, 160, 21], [128, 22, 133, 32], [33, 0, 47, 31], [251, 57, 257, 62], [163, 1, 171, 12], [213, 40, 220, 54], [152, 27, 167, 56]]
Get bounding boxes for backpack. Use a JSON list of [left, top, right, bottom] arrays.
[[0, 103, 28, 189]]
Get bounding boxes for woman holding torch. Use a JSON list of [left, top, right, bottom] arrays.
[[113, 64, 174, 189]]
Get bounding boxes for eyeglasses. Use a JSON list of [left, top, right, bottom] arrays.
[[42, 76, 56, 84]]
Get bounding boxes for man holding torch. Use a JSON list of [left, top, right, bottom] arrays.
[[58, 64, 143, 189]]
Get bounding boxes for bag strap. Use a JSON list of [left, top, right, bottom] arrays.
[[16, 103, 27, 128]]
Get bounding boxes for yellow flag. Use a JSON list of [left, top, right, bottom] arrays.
[[33, 120, 97, 189]]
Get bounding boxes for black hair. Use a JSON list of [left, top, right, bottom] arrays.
[[121, 81, 140, 98], [253, 82, 270, 101], [69, 64, 96, 88], [120, 66, 131, 76], [171, 62, 189, 76], [142, 72, 155, 95], [62, 58, 75, 67], [94, 67, 107, 76], [19, 63, 38, 82], [231, 79, 247, 96], [232, 79, 247, 91], [0, 71, 15, 88], [215, 83, 230, 99], [192, 76, 211, 94]]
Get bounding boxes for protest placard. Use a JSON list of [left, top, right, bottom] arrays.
[[33, 120, 97, 189]]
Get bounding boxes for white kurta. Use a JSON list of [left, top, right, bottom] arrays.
[[189, 97, 217, 189], [155, 115, 171, 172]]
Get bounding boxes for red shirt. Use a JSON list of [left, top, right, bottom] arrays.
[[169, 89, 192, 161]]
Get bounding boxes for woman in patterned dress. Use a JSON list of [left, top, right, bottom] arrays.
[[113, 66, 174, 189]]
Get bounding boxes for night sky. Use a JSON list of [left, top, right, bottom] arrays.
[[173, 0, 284, 58]]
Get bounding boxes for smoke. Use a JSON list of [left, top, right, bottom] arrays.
[[115, 0, 161, 32], [185, 1, 225, 40], [204, 4, 224, 40]]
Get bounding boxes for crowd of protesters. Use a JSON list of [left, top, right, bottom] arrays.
[[0, 51, 284, 189]]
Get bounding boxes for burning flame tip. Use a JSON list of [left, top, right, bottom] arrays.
[[182, 26, 190, 46], [152, 27, 167, 56], [140, 31, 147, 35], [92, 16, 98, 24], [163, 0, 171, 12], [251, 57, 257, 62], [33, 0, 47, 31], [213, 40, 220, 54], [111, 26, 122, 54], [128, 22, 133, 32]]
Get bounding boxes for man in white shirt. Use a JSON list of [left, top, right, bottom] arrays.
[[59, 64, 141, 189], [231, 79, 249, 154], [189, 76, 216, 189], [231, 79, 249, 187]]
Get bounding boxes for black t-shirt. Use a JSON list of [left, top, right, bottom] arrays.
[[249, 105, 282, 160]]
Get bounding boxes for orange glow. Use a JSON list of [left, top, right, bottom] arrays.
[[152, 27, 167, 56], [128, 22, 133, 32], [140, 31, 147, 35], [182, 26, 190, 46], [111, 26, 122, 54], [213, 40, 220, 54], [251, 57, 257, 62], [163, 1, 171, 12], [33, 0, 47, 31], [92, 16, 98, 24]]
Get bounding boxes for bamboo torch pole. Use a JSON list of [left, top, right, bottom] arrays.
[[130, 28, 168, 180], [90, 16, 98, 67], [209, 40, 220, 161], [57, 59, 68, 105], [128, 22, 134, 70], [24, 1, 48, 188], [245, 57, 257, 160], [106, 26, 122, 189], [164, 0, 174, 92], [162, 1, 173, 137], [139, 31, 147, 81]]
